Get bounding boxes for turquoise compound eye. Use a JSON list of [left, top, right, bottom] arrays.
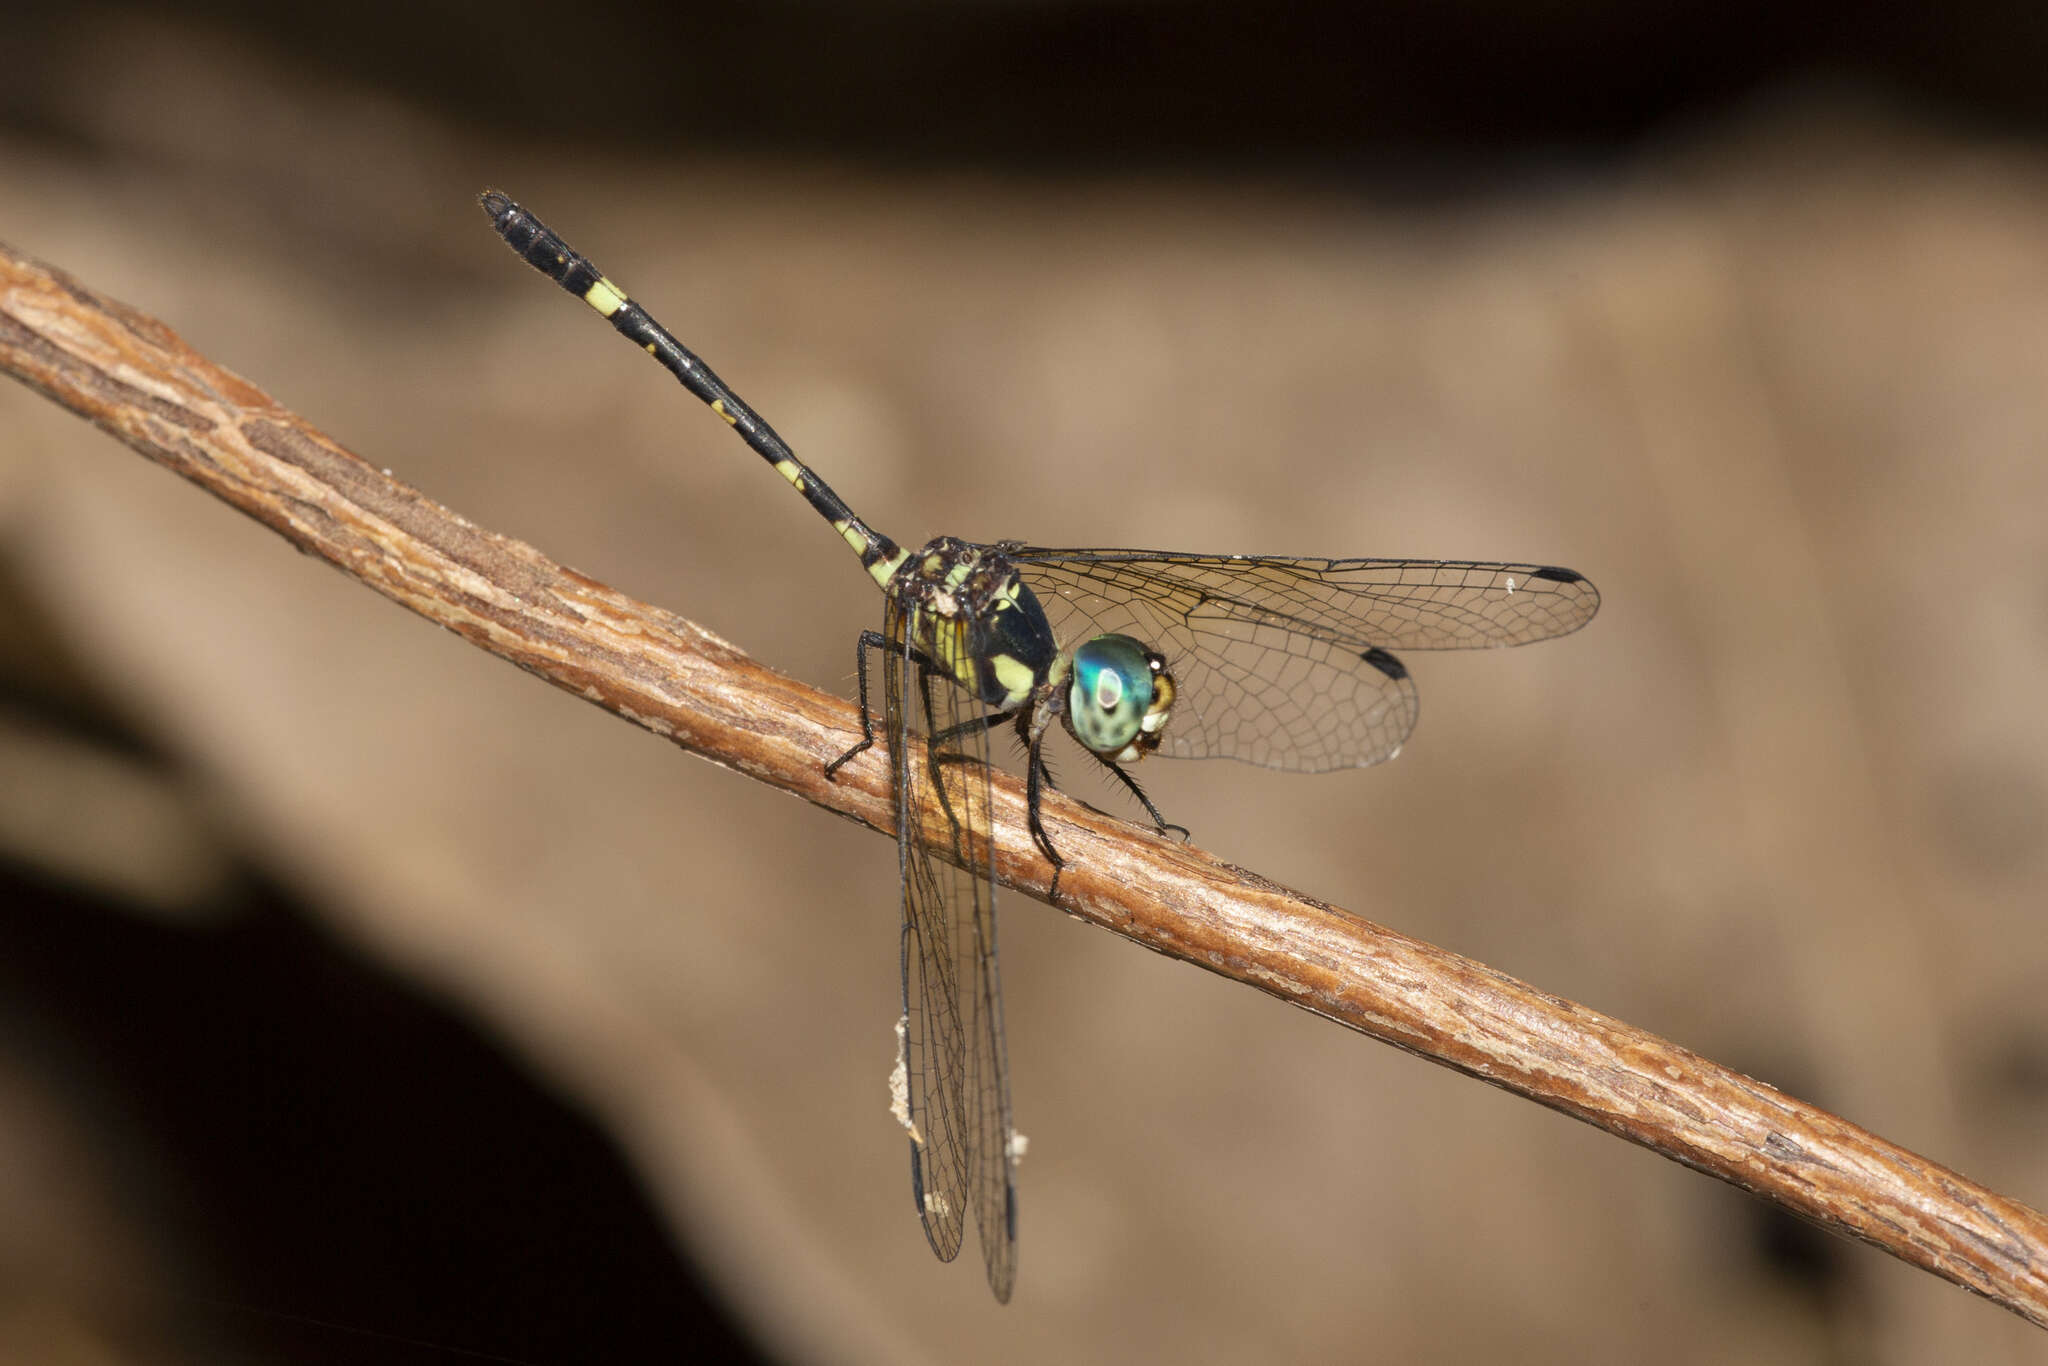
[[1067, 634, 1156, 756]]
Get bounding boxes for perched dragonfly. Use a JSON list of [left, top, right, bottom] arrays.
[[479, 191, 1600, 1302]]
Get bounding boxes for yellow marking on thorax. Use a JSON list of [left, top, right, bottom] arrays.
[[921, 615, 972, 679], [988, 653, 1036, 707], [582, 277, 628, 317]]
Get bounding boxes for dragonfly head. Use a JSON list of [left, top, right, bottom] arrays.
[[1064, 634, 1175, 763]]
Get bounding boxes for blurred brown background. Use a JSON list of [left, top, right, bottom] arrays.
[[3, 1, 2047, 1362]]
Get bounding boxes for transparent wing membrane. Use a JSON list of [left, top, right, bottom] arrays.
[[1009, 551, 1598, 772], [887, 599, 1019, 1302]]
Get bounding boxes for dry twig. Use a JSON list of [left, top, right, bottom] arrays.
[[4, 235, 2044, 1328]]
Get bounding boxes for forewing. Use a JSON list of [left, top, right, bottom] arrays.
[[888, 599, 1019, 1301], [1008, 550, 1598, 772]]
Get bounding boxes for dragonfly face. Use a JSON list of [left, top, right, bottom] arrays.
[[1062, 633, 1176, 763]]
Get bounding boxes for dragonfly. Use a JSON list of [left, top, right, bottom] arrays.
[[479, 191, 1600, 1303]]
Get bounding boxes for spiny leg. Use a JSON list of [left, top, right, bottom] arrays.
[[827, 629, 950, 779], [824, 630, 891, 778], [833, 634, 1055, 899], [930, 708, 1023, 749], [1085, 750, 1190, 842], [927, 709, 1023, 796], [1020, 718, 1067, 901], [1015, 722, 1189, 904], [917, 667, 977, 840]]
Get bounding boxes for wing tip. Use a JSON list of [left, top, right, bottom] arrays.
[[1527, 564, 1601, 633]]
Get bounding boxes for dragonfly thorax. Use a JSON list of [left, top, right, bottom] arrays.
[[889, 537, 1058, 709], [1062, 634, 1176, 763]]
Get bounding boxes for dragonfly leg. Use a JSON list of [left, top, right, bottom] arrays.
[[1088, 752, 1190, 842], [927, 706, 1026, 861], [824, 630, 893, 779], [929, 708, 1021, 749], [914, 666, 983, 848], [1021, 721, 1068, 901], [826, 630, 949, 779]]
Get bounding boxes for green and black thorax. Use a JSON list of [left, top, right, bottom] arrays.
[[882, 535, 1177, 766], [885, 537, 1054, 711]]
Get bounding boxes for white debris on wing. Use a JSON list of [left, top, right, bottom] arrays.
[[889, 1014, 923, 1146]]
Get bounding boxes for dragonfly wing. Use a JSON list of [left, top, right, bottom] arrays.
[[887, 599, 1019, 1301], [1008, 551, 1597, 772]]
